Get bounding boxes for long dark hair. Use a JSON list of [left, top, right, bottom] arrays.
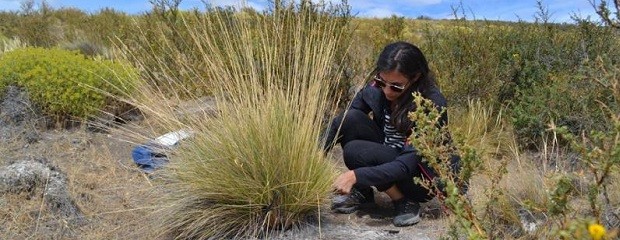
[[373, 41, 438, 134]]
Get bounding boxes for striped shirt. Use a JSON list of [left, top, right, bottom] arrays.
[[383, 110, 407, 149]]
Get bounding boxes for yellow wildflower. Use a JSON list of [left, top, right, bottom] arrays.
[[588, 223, 606, 240]]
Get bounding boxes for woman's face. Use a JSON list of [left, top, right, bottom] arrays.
[[375, 70, 411, 102]]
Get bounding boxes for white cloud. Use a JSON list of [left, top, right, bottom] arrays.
[[246, 1, 266, 11], [214, 0, 245, 5], [347, 0, 444, 18], [171, 0, 437, 19], [183, 0, 266, 10], [360, 7, 400, 18], [173, 0, 446, 18]]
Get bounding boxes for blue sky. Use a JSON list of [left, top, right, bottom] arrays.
[[0, 0, 601, 23]]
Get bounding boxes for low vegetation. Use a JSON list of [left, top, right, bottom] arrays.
[[0, 47, 138, 123], [0, 0, 619, 239]]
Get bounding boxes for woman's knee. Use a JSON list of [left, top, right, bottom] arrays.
[[342, 109, 370, 127], [342, 140, 370, 169]]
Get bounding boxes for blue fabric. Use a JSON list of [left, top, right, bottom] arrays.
[[131, 144, 169, 173]]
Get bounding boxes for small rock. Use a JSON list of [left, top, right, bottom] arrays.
[[0, 159, 84, 224], [24, 131, 41, 144]]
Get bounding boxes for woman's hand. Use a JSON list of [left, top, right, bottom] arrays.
[[333, 170, 357, 194]]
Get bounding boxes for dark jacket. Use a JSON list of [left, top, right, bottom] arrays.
[[326, 83, 456, 188]]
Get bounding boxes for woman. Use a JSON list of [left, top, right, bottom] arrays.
[[324, 41, 460, 227]]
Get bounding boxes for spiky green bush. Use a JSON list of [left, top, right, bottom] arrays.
[[407, 93, 486, 238], [408, 57, 620, 239], [120, 1, 350, 238], [546, 57, 620, 237], [0, 47, 137, 121]]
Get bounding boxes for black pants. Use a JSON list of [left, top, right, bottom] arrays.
[[332, 109, 432, 202]]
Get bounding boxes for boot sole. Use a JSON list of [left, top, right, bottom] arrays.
[[393, 214, 421, 227], [332, 206, 359, 214], [332, 202, 375, 214]]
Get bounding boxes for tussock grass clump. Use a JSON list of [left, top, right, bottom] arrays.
[[119, 1, 350, 239], [0, 36, 26, 54], [449, 99, 515, 163], [165, 96, 337, 238]]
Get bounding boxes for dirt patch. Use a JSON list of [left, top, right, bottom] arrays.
[[0, 85, 43, 143]]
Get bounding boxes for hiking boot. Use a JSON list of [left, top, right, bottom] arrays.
[[393, 198, 421, 227], [331, 188, 374, 214]]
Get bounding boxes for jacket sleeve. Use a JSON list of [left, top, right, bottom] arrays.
[[353, 145, 422, 187], [323, 86, 373, 151], [349, 85, 373, 113]]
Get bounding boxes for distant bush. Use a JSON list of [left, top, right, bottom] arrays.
[[85, 8, 134, 47], [50, 7, 89, 42], [382, 14, 406, 41], [409, 79, 620, 239], [505, 22, 619, 147], [419, 17, 620, 147], [510, 70, 613, 147], [0, 47, 138, 122], [61, 40, 108, 58]]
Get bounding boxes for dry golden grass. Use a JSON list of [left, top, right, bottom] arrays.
[[456, 108, 619, 239], [449, 99, 515, 162], [111, 2, 352, 239], [0, 128, 156, 239]]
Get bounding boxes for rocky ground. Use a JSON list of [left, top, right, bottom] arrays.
[[0, 86, 448, 239]]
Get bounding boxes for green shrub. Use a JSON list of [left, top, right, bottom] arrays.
[[541, 55, 620, 240], [418, 16, 620, 147], [382, 14, 406, 41], [0, 47, 137, 121], [407, 44, 620, 240], [61, 40, 108, 58], [408, 93, 486, 238], [509, 59, 616, 148], [0, 11, 20, 38], [85, 8, 133, 47]]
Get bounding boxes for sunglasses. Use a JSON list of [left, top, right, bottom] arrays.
[[373, 74, 406, 92]]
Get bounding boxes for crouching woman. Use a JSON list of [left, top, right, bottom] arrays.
[[324, 41, 462, 227]]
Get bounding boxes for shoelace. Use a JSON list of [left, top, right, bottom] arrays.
[[350, 189, 365, 201]]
